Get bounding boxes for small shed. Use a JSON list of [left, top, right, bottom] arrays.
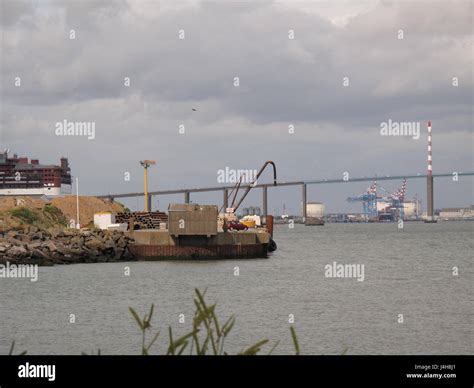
[[168, 203, 218, 237], [94, 212, 115, 230]]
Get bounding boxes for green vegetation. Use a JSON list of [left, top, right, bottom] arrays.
[[10, 207, 39, 224], [5, 204, 68, 230], [43, 204, 60, 216], [43, 204, 68, 227], [129, 288, 299, 355], [290, 326, 300, 355], [8, 341, 27, 356]]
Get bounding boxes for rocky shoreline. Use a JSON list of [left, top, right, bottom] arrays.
[[0, 227, 135, 266]]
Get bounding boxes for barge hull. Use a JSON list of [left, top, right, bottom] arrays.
[[129, 243, 268, 260], [127, 229, 271, 260]]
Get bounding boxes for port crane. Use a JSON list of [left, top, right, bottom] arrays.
[[347, 180, 378, 219], [347, 178, 407, 221], [379, 178, 406, 220]]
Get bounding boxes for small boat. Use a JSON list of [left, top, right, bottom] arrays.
[[305, 217, 325, 226]]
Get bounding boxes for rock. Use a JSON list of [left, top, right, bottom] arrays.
[[61, 254, 82, 263], [70, 236, 84, 248], [31, 249, 50, 261], [104, 239, 115, 249], [48, 228, 65, 238], [56, 245, 71, 256], [85, 238, 105, 251], [43, 241, 57, 252], [63, 229, 77, 237], [114, 247, 125, 259], [117, 237, 127, 248], [123, 248, 134, 260], [0, 226, 134, 266], [8, 245, 28, 257], [27, 242, 42, 250], [8, 237, 24, 246], [31, 232, 44, 240], [6, 231, 18, 239], [51, 252, 65, 261]]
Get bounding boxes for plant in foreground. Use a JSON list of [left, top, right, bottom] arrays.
[[129, 288, 300, 355], [8, 341, 27, 356]]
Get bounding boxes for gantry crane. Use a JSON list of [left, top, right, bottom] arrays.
[[387, 178, 407, 220], [347, 180, 378, 220], [348, 178, 407, 221]]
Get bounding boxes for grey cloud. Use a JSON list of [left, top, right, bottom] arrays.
[[0, 0, 472, 212], [2, 1, 471, 127], [0, 0, 34, 26]]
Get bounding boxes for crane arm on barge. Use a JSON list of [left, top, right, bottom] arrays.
[[223, 161, 278, 252], [231, 160, 277, 212]]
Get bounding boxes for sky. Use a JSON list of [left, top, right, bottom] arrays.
[[0, 0, 472, 214]]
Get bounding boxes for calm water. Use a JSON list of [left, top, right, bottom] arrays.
[[1, 222, 472, 355]]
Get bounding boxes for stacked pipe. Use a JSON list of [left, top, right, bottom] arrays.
[[116, 211, 168, 229]]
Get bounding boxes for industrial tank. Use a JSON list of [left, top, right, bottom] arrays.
[[403, 200, 420, 218], [376, 200, 392, 213], [306, 202, 324, 218]]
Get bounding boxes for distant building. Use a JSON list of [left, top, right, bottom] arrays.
[[0, 150, 72, 196], [402, 199, 422, 219], [377, 198, 421, 220], [439, 206, 474, 220], [241, 206, 261, 216]]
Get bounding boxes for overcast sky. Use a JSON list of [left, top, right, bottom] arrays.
[[0, 0, 472, 213]]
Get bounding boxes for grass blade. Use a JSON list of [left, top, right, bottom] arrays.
[[290, 326, 300, 355], [129, 307, 144, 330], [268, 340, 280, 355], [145, 331, 161, 353], [144, 304, 154, 329], [167, 326, 175, 355], [221, 315, 235, 337], [177, 341, 189, 355], [239, 339, 269, 355]]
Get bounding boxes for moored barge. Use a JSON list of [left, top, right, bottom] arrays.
[[125, 203, 274, 260]]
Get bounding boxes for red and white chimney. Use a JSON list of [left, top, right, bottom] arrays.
[[427, 121, 432, 176]]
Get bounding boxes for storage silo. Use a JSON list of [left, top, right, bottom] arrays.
[[306, 202, 325, 218], [403, 200, 420, 218]]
